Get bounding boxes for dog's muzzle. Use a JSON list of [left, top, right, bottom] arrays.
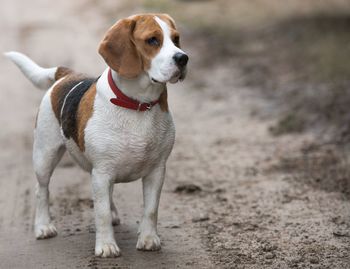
[[173, 52, 189, 69], [171, 52, 188, 83]]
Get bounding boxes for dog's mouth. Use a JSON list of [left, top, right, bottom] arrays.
[[151, 69, 186, 84], [169, 69, 186, 84], [151, 78, 163, 84]]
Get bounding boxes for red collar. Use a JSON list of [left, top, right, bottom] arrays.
[[107, 69, 159, 111]]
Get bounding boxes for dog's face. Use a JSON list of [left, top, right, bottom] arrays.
[[98, 14, 188, 84]]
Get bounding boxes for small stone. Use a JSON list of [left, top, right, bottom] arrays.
[[223, 242, 233, 250], [263, 243, 278, 252], [166, 224, 181, 229], [174, 183, 202, 194], [333, 228, 350, 237], [192, 213, 210, 223], [309, 257, 319, 264], [265, 253, 275, 259], [216, 195, 228, 202], [215, 188, 225, 193]]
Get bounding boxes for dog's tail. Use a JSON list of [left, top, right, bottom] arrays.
[[4, 51, 59, 90]]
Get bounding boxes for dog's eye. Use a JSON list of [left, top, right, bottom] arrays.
[[173, 36, 180, 46], [146, 37, 159, 46]]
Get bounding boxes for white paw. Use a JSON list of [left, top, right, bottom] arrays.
[[35, 223, 57, 239], [111, 211, 120, 226], [95, 242, 121, 257], [136, 233, 161, 251]]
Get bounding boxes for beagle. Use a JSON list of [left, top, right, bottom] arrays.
[[5, 13, 188, 258]]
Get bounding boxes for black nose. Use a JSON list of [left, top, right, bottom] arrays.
[[173, 52, 189, 68]]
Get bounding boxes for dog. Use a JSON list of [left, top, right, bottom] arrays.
[[5, 13, 188, 258]]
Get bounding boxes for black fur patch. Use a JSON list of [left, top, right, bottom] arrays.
[[54, 79, 84, 123], [60, 78, 96, 143]]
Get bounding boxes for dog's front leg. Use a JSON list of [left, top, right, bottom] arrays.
[[136, 165, 165, 251], [92, 169, 120, 257]]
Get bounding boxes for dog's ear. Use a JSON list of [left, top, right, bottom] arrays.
[[98, 18, 142, 79]]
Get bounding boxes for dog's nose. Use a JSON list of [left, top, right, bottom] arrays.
[[173, 52, 189, 68]]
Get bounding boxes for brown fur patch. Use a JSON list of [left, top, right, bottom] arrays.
[[76, 84, 96, 151], [55, 66, 73, 80], [132, 15, 164, 71], [159, 89, 169, 112]]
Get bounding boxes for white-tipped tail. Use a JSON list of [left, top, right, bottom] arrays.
[[4, 51, 57, 90]]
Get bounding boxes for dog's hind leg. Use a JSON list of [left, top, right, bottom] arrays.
[[110, 184, 120, 226], [33, 91, 65, 239]]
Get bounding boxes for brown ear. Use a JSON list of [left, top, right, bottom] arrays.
[[98, 19, 142, 79]]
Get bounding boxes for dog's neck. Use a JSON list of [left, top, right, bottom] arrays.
[[110, 69, 165, 103]]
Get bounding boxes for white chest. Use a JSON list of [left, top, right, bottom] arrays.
[[81, 96, 175, 182]]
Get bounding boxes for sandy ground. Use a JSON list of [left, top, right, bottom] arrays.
[[1, 0, 350, 268]]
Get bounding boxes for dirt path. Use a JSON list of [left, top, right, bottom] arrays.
[[1, 0, 350, 269]]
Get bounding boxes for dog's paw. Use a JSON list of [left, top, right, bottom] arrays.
[[111, 211, 120, 226], [136, 232, 161, 251], [35, 223, 57, 239], [95, 242, 121, 258]]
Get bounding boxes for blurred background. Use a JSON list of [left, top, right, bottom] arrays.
[[1, 0, 350, 268]]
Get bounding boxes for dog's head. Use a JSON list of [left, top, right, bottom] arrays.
[[98, 14, 188, 84]]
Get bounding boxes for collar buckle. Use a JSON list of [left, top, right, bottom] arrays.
[[137, 103, 152, 111]]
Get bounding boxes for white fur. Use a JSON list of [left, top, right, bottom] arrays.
[[148, 16, 186, 84], [7, 16, 184, 258], [4, 51, 57, 89], [33, 85, 65, 239]]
